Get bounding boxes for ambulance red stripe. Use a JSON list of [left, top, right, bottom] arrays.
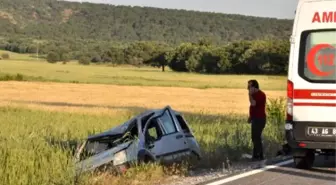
[[294, 102, 336, 107], [293, 89, 336, 100]]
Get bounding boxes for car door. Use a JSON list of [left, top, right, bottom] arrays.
[[142, 117, 164, 158], [172, 112, 202, 159], [143, 108, 189, 164]]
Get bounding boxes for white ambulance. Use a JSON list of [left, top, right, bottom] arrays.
[[286, 0, 336, 169]]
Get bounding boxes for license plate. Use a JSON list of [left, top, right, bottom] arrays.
[[307, 127, 336, 137]]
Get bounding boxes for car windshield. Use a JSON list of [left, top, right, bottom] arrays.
[[299, 29, 336, 83]]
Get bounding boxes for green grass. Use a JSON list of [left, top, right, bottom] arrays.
[[0, 98, 286, 185], [0, 60, 287, 90]]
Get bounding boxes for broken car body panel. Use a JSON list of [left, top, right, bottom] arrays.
[[74, 106, 202, 174], [76, 140, 134, 173]]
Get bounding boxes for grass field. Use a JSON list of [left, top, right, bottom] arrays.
[[0, 51, 288, 185], [0, 50, 44, 61], [0, 50, 287, 90]]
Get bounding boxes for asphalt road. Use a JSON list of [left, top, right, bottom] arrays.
[[205, 155, 336, 185]]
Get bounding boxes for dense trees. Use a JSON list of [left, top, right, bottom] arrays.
[[165, 39, 289, 74], [0, 37, 290, 75], [0, 0, 292, 44]]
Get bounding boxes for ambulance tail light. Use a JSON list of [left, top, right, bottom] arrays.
[[286, 80, 294, 122]]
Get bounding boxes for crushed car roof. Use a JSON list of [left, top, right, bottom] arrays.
[[87, 106, 180, 140], [87, 119, 135, 140]]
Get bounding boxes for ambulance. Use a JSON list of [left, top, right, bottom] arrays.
[[285, 0, 336, 169]]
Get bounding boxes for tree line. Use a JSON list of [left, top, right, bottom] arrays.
[[0, 0, 293, 45], [0, 37, 290, 75]]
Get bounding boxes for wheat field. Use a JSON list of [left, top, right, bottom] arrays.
[[0, 81, 285, 115]]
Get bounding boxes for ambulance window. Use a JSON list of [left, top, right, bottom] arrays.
[[298, 29, 336, 83]]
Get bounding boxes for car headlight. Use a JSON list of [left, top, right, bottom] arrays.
[[113, 150, 127, 166]]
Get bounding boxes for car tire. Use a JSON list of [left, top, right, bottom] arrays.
[[186, 152, 200, 170], [137, 149, 155, 165], [143, 155, 152, 163], [293, 150, 315, 169], [138, 155, 154, 165]]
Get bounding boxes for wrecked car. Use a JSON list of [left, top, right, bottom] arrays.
[[74, 105, 202, 174]]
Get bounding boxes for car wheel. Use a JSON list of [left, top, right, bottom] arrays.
[[186, 152, 200, 170], [143, 155, 152, 163], [293, 150, 315, 169], [138, 155, 154, 165]]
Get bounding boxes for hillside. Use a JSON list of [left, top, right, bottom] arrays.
[[0, 0, 293, 44]]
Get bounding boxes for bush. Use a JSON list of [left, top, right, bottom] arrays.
[[267, 97, 286, 126], [78, 56, 90, 65], [0, 73, 25, 81], [91, 55, 102, 63], [1, 53, 10, 59], [47, 52, 60, 63], [266, 97, 286, 142]]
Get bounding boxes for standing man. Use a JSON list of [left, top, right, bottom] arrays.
[[247, 79, 267, 161]]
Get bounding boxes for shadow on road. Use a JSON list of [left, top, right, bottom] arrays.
[[269, 155, 336, 182], [268, 167, 335, 182]]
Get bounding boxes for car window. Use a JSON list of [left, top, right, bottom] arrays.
[[141, 112, 155, 131], [145, 119, 163, 144], [176, 115, 190, 133], [158, 110, 177, 134], [148, 127, 158, 140]]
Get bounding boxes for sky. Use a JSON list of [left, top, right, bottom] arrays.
[[66, 0, 297, 19]]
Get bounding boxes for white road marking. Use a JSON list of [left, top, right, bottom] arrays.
[[205, 159, 294, 185]]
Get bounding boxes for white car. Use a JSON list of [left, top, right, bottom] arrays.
[[74, 106, 202, 174]]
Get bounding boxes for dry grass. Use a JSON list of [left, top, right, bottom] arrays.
[[87, 164, 176, 185], [0, 81, 285, 115]]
